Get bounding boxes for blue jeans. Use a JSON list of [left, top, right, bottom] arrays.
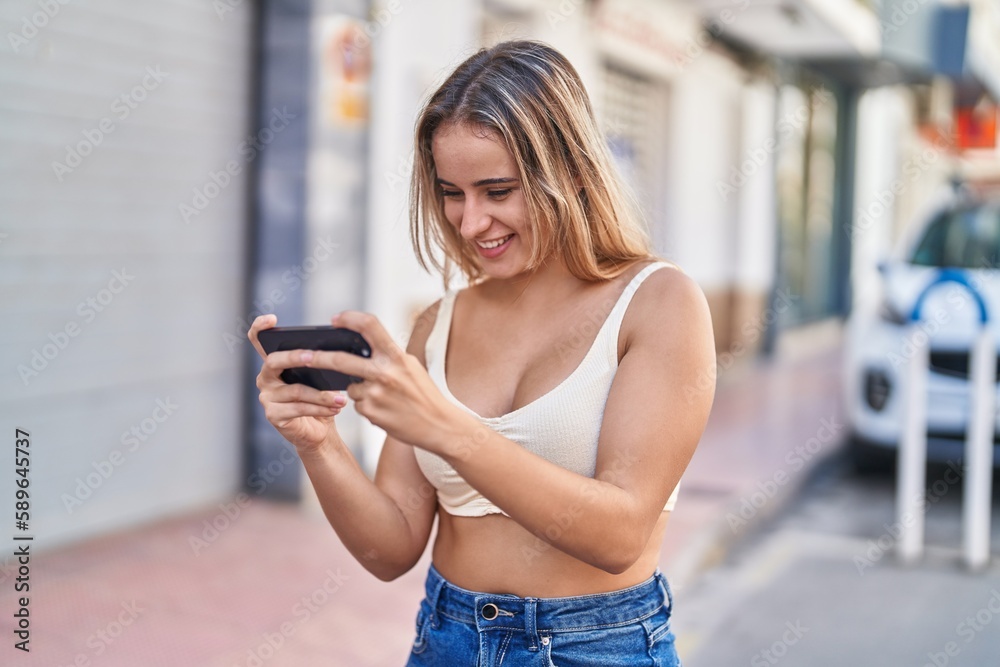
[[405, 563, 681, 666]]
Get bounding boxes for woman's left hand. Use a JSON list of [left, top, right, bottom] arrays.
[[301, 310, 459, 451]]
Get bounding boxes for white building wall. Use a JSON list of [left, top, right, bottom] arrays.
[[510, 0, 600, 100], [734, 82, 778, 295], [359, 0, 482, 471], [0, 0, 254, 549], [663, 51, 745, 292], [852, 86, 907, 316]]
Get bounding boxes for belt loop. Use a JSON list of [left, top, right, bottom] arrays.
[[426, 567, 447, 629], [656, 570, 673, 611], [525, 598, 539, 651]]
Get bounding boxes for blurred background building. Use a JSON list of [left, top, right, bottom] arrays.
[[2, 0, 999, 552]]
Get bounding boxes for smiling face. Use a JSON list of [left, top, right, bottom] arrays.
[[431, 122, 537, 280]]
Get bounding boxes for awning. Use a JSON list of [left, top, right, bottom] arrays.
[[690, 0, 1000, 100], [690, 0, 880, 59]]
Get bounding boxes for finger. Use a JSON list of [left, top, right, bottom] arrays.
[[331, 311, 404, 361], [268, 384, 346, 408], [264, 401, 344, 422], [263, 349, 327, 374], [307, 349, 374, 381], [346, 381, 365, 402], [248, 314, 278, 360]]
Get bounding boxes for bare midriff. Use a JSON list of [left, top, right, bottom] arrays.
[[430, 510, 670, 597]]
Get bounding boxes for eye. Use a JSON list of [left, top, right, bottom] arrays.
[[440, 189, 462, 199], [487, 189, 512, 199]]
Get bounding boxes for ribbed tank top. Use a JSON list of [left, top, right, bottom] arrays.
[[414, 261, 681, 517]]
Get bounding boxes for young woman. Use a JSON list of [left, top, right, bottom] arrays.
[[248, 40, 716, 666]]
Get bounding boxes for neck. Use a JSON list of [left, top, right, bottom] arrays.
[[479, 253, 587, 308]]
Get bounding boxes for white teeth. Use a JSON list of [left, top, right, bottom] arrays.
[[478, 234, 512, 249]]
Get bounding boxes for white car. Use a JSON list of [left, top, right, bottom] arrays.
[[844, 193, 1000, 472]]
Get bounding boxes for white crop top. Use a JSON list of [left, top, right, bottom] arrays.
[[414, 261, 682, 517]]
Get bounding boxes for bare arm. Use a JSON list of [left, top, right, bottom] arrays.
[[249, 302, 442, 581], [426, 269, 716, 573], [297, 436, 436, 580]]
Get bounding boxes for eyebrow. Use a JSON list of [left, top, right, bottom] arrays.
[[436, 177, 519, 187]]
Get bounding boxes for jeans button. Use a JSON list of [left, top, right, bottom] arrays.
[[481, 603, 499, 620]]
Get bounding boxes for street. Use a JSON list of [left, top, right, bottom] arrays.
[[674, 455, 1000, 666]]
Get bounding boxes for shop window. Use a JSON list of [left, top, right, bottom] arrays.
[[775, 79, 840, 326]]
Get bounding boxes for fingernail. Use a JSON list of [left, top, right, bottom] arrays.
[[333, 395, 346, 406], [301, 351, 313, 363]]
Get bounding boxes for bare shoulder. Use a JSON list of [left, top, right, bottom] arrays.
[[405, 297, 443, 367], [623, 262, 714, 356]]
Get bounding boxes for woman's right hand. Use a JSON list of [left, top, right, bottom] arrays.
[[247, 314, 348, 455]]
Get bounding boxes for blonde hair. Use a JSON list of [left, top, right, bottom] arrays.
[[410, 40, 662, 289]]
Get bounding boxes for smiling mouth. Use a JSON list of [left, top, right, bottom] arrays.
[[476, 234, 514, 249]]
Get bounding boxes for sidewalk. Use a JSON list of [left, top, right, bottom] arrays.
[[0, 336, 845, 667]]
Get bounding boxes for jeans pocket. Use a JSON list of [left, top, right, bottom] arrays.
[[411, 600, 432, 655]]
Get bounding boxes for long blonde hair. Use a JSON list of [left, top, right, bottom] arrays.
[[410, 40, 662, 289]]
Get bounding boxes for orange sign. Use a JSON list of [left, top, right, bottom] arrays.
[[955, 105, 997, 150], [319, 17, 372, 127]]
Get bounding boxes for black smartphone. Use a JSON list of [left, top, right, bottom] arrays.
[[257, 326, 372, 391]]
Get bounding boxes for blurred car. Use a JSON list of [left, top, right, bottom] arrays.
[[844, 192, 1000, 473]]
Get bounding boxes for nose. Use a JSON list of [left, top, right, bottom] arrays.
[[459, 198, 492, 241]]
